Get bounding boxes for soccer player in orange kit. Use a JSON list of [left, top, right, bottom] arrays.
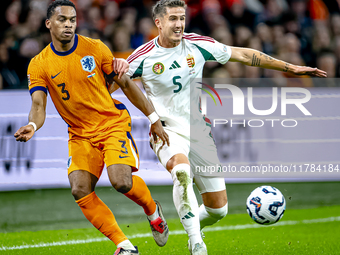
[[14, 1, 169, 254]]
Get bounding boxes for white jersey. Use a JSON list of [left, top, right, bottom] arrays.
[[127, 33, 232, 137]]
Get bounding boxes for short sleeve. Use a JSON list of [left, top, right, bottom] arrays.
[[209, 40, 232, 64], [99, 41, 116, 78], [126, 56, 145, 79], [126, 46, 149, 79], [187, 33, 232, 64], [28, 58, 48, 95]]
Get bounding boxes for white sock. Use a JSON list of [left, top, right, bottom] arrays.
[[171, 164, 202, 245], [147, 204, 159, 221], [199, 202, 228, 229], [117, 240, 136, 251]]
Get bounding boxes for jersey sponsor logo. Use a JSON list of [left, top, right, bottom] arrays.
[[81, 56, 96, 72], [186, 54, 195, 68], [51, 71, 62, 79], [27, 74, 31, 85], [223, 45, 228, 52], [152, 62, 165, 75], [169, 60, 181, 70]]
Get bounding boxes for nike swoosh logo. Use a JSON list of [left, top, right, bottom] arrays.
[[119, 155, 129, 158], [51, 71, 62, 79]]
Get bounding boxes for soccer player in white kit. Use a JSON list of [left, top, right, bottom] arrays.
[[121, 1, 327, 254]]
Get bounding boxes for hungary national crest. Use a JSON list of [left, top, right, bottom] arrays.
[[81, 56, 96, 72], [152, 62, 164, 74], [186, 54, 195, 68]]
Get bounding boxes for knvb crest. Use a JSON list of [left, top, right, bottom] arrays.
[[81, 56, 96, 72]]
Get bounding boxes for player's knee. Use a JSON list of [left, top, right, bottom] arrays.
[[171, 164, 192, 184], [71, 186, 92, 200], [113, 181, 132, 193], [206, 203, 228, 220]]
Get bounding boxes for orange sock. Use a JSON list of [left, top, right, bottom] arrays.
[[124, 175, 157, 216], [76, 192, 127, 245]]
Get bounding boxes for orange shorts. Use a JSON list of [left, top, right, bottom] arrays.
[[67, 131, 139, 178]]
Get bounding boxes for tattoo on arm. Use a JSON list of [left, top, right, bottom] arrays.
[[259, 52, 274, 62], [251, 53, 261, 67], [283, 63, 290, 72]]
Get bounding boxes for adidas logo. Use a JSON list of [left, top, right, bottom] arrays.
[[181, 212, 195, 220], [169, 61, 181, 70]]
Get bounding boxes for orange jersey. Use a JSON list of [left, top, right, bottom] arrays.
[[28, 34, 131, 137]]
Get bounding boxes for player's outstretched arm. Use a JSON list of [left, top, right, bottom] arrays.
[[229, 47, 327, 77], [14, 90, 47, 142], [114, 74, 170, 147]]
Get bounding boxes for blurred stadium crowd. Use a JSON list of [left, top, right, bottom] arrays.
[[0, 0, 339, 90]]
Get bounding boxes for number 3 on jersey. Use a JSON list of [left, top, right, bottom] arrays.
[[57, 83, 70, 100], [173, 76, 182, 93]]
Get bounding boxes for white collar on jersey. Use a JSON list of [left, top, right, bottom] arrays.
[[154, 36, 183, 51]]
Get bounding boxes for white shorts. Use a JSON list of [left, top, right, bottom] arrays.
[[150, 128, 226, 194], [194, 175, 226, 194], [150, 128, 189, 168]]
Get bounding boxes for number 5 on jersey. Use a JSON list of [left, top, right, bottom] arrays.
[[173, 76, 182, 93]]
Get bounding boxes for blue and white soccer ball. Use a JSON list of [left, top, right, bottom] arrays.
[[246, 186, 286, 225]]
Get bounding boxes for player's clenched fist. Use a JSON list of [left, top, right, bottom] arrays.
[[14, 124, 35, 142]]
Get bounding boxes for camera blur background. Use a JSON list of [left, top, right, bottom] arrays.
[[1, 2, 339, 254], [1, 0, 340, 90]]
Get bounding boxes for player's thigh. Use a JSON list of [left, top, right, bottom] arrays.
[[103, 131, 139, 171], [194, 175, 227, 208], [106, 164, 133, 192], [150, 128, 190, 169], [69, 170, 99, 199], [68, 138, 105, 179], [190, 132, 220, 174]]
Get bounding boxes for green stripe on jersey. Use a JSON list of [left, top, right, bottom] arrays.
[[194, 44, 216, 61], [131, 59, 145, 78]]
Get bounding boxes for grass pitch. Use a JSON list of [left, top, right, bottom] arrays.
[[0, 182, 339, 254]]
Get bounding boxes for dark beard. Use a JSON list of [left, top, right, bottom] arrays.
[[60, 39, 72, 45]]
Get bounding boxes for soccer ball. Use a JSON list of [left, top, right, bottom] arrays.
[[246, 186, 286, 225]]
